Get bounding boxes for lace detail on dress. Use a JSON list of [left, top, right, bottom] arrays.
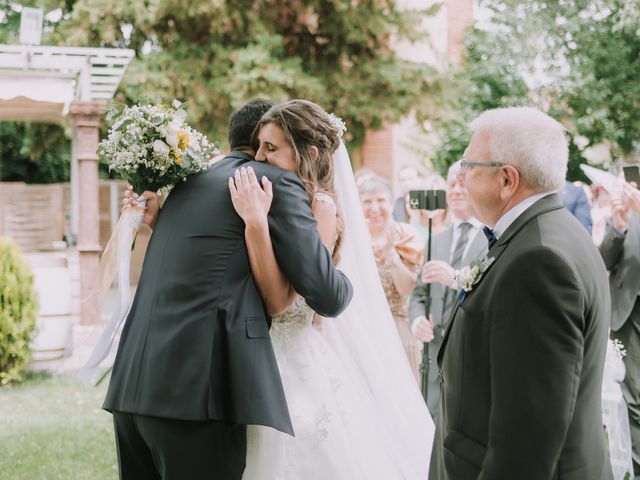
[[272, 296, 312, 327], [313, 192, 337, 214]]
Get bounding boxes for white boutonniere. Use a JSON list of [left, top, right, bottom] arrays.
[[455, 255, 495, 292]]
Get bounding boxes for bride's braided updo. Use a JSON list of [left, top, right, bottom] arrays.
[[252, 99, 344, 261]]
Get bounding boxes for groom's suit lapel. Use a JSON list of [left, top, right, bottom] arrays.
[[437, 194, 564, 366]]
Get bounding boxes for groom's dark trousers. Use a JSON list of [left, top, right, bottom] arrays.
[[113, 412, 246, 480], [430, 194, 613, 480], [103, 152, 353, 479]]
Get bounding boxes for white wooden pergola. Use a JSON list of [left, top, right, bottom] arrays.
[[0, 44, 134, 324]]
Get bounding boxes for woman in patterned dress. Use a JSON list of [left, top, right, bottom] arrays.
[[358, 176, 424, 382]]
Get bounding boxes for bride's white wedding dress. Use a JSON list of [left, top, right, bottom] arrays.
[[243, 144, 433, 479], [244, 296, 402, 479]]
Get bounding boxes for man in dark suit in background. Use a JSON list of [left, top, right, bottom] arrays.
[[560, 180, 592, 234], [409, 160, 486, 420], [103, 99, 353, 480], [600, 180, 640, 479], [429, 107, 612, 480]]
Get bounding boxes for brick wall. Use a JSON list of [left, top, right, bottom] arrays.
[[446, 0, 475, 66], [359, 0, 474, 183], [360, 124, 394, 181], [0, 180, 127, 253]]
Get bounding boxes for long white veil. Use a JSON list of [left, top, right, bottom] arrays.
[[324, 142, 434, 478]]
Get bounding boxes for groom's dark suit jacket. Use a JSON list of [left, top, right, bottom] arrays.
[[103, 152, 353, 435], [430, 194, 613, 480]]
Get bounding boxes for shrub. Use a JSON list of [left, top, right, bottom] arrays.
[[0, 237, 38, 385]]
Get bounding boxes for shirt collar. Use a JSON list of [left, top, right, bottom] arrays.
[[453, 217, 483, 230], [493, 192, 554, 239]]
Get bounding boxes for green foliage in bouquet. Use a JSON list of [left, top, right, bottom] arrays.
[[98, 100, 218, 194], [0, 237, 38, 386]]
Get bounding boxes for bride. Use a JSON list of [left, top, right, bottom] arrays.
[[228, 99, 433, 479]]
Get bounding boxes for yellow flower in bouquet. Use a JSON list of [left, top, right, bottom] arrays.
[[177, 131, 190, 150]]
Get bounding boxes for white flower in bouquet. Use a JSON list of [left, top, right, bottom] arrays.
[[98, 99, 219, 195]]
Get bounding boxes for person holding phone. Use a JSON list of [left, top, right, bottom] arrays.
[[623, 165, 640, 188], [408, 160, 487, 418], [600, 178, 640, 477]]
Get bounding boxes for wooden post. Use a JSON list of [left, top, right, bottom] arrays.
[[69, 100, 106, 325]]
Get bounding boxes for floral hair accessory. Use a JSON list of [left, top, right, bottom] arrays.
[[328, 113, 347, 139]]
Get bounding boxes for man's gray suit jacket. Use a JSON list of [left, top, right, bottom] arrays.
[[408, 224, 486, 418], [599, 212, 640, 331]]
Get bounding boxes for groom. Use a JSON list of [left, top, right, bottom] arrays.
[[103, 99, 354, 479], [430, 107, 613, 480]]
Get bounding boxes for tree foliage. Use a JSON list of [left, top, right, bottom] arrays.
[[58, 0, 441, 147], [0, 123, 70, 183], [1, 0, 442, 182], [0, 237, 38, 386], [432, 0, 640, 177]]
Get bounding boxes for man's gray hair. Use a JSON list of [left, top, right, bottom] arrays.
[[469, 107, 568, 192]]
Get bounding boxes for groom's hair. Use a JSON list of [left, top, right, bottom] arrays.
[[228, 98, 274, 150]]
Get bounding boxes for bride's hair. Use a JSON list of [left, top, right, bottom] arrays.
[[253, 99, 344, 262]]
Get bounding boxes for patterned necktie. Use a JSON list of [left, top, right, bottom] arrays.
[[444, 222, 472, 314], [483, 226, 498, 249], [450, 222, 472, 268]]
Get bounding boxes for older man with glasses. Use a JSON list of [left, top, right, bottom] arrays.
[[429, 107, 613, 480]]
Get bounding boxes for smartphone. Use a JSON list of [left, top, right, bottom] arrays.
[[623, 165, 640, 186], [408, 189, 447, 211]]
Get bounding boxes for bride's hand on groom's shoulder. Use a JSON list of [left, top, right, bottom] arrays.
[[228, 166, 273, 226], [122, 187, 161, 230]]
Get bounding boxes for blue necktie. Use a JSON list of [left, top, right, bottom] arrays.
[[483, 226, 497, 249]]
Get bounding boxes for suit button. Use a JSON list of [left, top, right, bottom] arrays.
[[438, 372, 445, 384]]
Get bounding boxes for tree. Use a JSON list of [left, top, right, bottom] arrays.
[[0, 1, 76, 183], [1, 1, 443, 182], [58, 0, 442, 148], [0, 122, 70, 183], [432, 0, 640, 177]]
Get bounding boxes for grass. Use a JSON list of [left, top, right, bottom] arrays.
[[0, 372, 118, 480]]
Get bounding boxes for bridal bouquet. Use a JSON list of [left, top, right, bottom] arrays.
[[98, 99, 218, 195], [81, 100, 218, 384]]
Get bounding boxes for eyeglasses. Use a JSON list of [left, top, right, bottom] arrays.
[[460, 161, 505, 169]]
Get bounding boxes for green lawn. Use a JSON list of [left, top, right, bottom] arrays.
[[0, 372, 118, 480]]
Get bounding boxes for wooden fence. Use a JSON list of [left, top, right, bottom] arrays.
[[0, 180, 127, 253]]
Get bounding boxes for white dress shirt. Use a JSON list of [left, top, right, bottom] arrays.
[[492, 192, 555, 240]]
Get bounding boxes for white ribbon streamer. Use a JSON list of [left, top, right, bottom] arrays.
[[77, 199, 146, 384]]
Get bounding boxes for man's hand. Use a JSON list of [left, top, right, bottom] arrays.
[[412, 315, 435, 343], [611, 186, 631, 232], [421, 260, 456, 287], [622, 181, 640, 213], [122, 188, 161, 230]]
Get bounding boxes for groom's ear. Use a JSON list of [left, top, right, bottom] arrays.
[[309, 145, 319, 161]]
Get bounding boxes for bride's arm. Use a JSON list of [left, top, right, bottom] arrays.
[[312, 195, 338, 253], [229, 167, 296, 316], [311, 195, 338, 329]]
